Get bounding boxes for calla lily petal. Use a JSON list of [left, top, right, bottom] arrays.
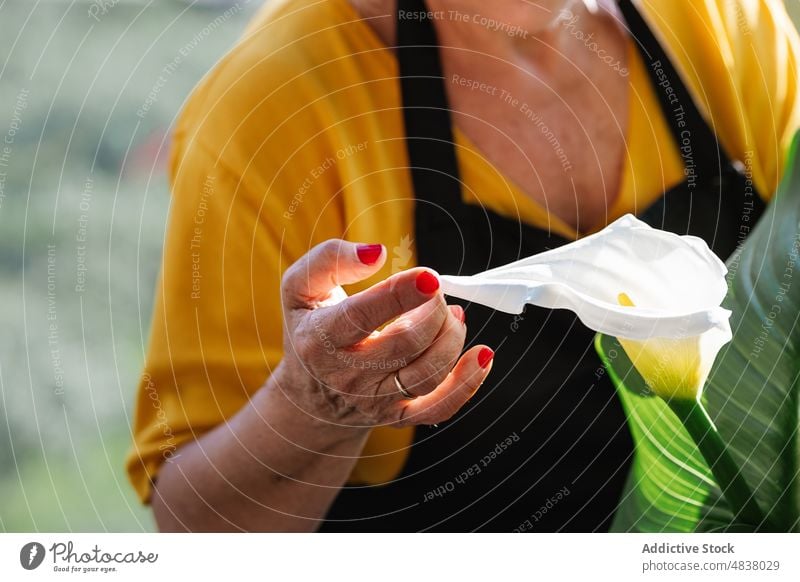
[[616, 322, 732, 401], [439, 214, 733, 401], [439, 214, 731, 341]]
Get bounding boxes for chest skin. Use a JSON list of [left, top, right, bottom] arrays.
[[440, 12, 630, 234]]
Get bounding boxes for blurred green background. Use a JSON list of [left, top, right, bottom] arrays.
[[0, 0, 257, 532], [0, 0, 798, 532]]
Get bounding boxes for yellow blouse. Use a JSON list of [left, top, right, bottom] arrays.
[[126, 0, 800, 502]]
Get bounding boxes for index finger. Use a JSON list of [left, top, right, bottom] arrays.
[[314, 268, 442, 347]]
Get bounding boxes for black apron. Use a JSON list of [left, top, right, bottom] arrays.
[[321, 0, 764, 532]]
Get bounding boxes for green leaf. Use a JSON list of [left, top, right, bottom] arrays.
[[599, 130, 800, 532]]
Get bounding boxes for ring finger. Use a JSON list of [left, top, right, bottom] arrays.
[[382, 304, 467, 399]]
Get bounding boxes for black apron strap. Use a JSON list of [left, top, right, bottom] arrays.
[[397, 0, 475, 271]]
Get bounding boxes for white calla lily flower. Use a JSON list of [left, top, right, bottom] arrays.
[[439, 214, 732, 400]]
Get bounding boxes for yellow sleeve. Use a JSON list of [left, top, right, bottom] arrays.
[[642, 0, 800, 199], [730, 0, 800, 196], [125, 59, 346, 504], [125, 143, 283, 503], [126, 0, 421, 501]]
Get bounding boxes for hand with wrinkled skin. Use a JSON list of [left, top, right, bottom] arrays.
[[279, 239, 494, 429], [151, 239, 493, 532]]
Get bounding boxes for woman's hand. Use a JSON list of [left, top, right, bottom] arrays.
[[279, 239, 494, 429], [152, 238, 494, 532]]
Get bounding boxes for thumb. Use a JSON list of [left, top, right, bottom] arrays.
[[281, 239, 386, 309]]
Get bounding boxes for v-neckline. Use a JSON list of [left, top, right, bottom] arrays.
[[337, 0, 643, 240]]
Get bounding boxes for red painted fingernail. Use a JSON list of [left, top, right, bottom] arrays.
[[356, 244, 383, 265], [478, 347, 494, 369], [415, 271, 440, 294]]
